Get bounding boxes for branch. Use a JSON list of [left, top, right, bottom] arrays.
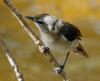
[[3, 0, 69, 81], [0, 38, 24, 81]]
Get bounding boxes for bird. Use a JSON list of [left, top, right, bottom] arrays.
[[25, 14, 88, 73]]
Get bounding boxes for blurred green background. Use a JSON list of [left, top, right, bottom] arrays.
[[0, 0, 100, 81]]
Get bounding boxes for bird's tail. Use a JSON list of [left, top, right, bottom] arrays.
[[74, 43, 89, 57]]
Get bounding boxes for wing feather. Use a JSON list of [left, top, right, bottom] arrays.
[[59, 22, 82, 41], [59, 22, 88, 57]]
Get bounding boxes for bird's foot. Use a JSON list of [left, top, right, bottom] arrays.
[[43, 46, 49, 55], [54, 65, 64, 73]]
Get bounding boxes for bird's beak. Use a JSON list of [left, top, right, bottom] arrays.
[[25, 16, 36, 22]]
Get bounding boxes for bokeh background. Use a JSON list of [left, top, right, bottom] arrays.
[[0, 0, 100, 81]]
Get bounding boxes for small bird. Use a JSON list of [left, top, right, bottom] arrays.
[[26, 14, 88, 72]]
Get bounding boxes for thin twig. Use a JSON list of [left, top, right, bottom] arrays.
[[3, 0, 69, 81], [0, 38, 24, 81]]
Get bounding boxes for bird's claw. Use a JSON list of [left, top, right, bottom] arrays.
[[54, 65, 64, 73], [43, 46, 49, 55]]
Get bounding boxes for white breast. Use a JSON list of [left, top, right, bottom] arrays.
[[40, 30, 80, 63], [40, 31, 79, 55]]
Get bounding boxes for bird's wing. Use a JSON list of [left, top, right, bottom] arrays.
[[59, 22, 82, 41], [59, 22, 88, 57], [74, 43, 89, 57]]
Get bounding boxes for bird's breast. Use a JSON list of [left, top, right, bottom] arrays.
[[40, 32, 79, 54]]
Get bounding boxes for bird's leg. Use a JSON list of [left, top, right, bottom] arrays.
[[55, 52, 70, 73], [63, 52, 70, 68]]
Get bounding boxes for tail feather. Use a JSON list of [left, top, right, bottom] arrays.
[[74, 43, 89, 57]]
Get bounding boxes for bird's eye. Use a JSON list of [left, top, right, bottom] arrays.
[[37, 20, 44, 24]]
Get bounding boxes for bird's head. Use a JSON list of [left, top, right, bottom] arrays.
[[25, 14, 61, 32]]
